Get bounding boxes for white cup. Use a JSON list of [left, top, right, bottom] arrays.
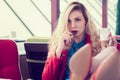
[[99, 28, 110, 49], [10, 31, 17, 38]]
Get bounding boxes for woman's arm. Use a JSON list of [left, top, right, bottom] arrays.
[[42, 50, 68, 80]]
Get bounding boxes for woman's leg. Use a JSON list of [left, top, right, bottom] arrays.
[[91, 46, 120, 80], [69, 43, 92, 80], [90, 46, 115, 73], [69, 45, 118, 80]]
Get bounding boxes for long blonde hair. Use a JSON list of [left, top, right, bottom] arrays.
[[48, 1, 101, 57]]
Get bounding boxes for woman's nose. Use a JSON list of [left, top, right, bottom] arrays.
[[71, 22, 76, 28]]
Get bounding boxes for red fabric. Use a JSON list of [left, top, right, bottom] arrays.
[[90, 69, 98, 80], [42, 50, 68, 80], [42, 34, 91, 80], [116, 43, 120, 51], [84, 44, 92, 80], [0, 39, 22, 80]]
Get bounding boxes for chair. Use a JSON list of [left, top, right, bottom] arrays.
[[0, 39, 22, 80], [24, 42, 48, 80]]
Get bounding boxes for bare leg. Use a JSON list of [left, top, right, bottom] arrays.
[[69, 43, 92, 80], [91, 47, 120, 80], [91, 46, 115, 73], [70, 74, 82, 80]]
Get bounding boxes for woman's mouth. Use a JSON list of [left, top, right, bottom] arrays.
[[71, 30, 77, 35]]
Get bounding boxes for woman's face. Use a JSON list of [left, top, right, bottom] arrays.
[[67, 10, 86, 37]]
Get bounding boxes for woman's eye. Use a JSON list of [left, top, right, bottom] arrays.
[[68, 19, 71, 23], [75, 18, 81, 21]]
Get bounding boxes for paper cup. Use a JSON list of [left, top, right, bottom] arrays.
[[100, 28, 110, 49]]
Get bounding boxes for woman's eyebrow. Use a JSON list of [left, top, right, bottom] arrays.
[[75, 16, 82, 18]]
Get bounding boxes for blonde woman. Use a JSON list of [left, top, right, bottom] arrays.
[[42, 1, 101, 80]]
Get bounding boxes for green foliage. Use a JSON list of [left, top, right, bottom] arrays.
[[116, 0, 120, 35]]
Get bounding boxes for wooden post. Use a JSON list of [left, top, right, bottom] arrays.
[[51, 0, 60, 32], [102, 0, 107, 28]]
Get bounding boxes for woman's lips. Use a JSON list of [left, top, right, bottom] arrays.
[[71, 30, 77, 35]]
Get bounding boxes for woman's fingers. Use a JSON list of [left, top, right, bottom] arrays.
[[63, 31, 73, 46]]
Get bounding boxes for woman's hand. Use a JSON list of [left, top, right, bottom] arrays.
[[111, 35, 120, 46], [56, 31, 73, 58]]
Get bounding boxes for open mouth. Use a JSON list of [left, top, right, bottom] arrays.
[[71, 30, 77, 35]]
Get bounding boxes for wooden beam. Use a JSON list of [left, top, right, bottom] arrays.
[[51, 0, 60, 32], [102, 0, 107, 28]]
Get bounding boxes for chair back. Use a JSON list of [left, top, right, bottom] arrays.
[[24, 42, 48, 80], [0, 39, 22, 80]]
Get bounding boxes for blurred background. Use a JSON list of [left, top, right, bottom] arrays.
[[0, 0, 119, 80], [0, 0, 118, 40]]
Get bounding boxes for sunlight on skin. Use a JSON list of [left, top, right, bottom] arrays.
[[69, 44, 92, 80], [71, 74, 82, 80]]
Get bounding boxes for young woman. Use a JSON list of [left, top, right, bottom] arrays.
[[42, 1, 101, 80]]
